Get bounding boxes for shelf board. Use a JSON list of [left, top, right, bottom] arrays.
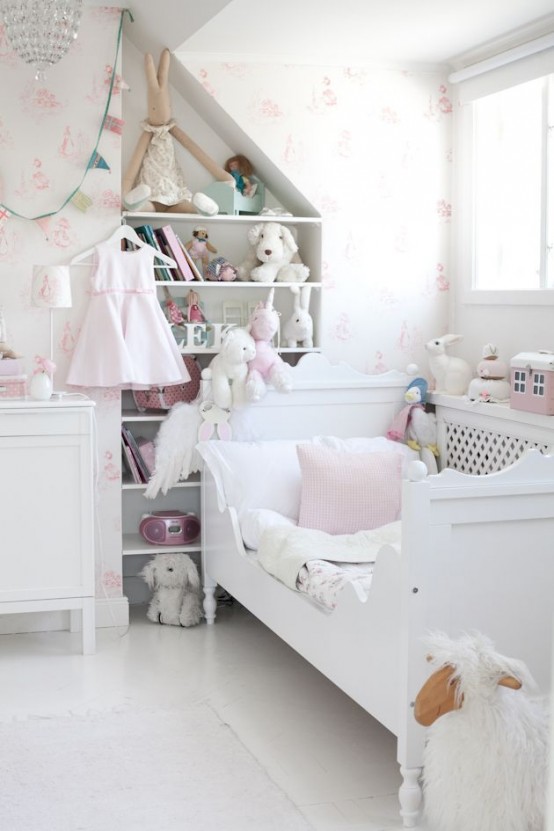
[[122, 474, 200, 490], [154, 281, 323, 289], [122, 533, 201, 556], [123, 211, 321, 226], [122, 410, 165, 422]]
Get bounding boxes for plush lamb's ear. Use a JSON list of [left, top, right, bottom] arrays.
[[140, 560, 157, 589], [280, 225, 298, 254], [247, 223, 263, 246], [498, 675, 522, 690], [414, 663, 461, 726], [184, 559, 200, 590]]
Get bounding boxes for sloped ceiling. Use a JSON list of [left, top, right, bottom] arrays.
[[106, 0, 554, 215], [117, 0, 554, 68]]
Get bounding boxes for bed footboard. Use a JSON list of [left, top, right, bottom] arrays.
[[398, 449, 554, 780]]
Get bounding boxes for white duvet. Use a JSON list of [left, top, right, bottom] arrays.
[[257, 521, 402, 593]]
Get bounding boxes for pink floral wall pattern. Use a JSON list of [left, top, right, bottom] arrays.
[[0, 8, 124, 598], [186, 60, 451, 374]]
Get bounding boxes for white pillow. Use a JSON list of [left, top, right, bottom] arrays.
[[314, 435, 419, 475], [240, 508, 297, 551], [196, 439, 309, 520]]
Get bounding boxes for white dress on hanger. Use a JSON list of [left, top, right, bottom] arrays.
[[66, 240, 189, 389]]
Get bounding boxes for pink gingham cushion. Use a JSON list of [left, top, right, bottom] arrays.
[[296, 445, 402, 535]]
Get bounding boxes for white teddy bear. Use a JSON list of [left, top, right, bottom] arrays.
[[203, 326, 256, 410], [237, 222, 310, 283]]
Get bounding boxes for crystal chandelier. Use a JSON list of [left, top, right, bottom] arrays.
[[0, 0, 83, 80]]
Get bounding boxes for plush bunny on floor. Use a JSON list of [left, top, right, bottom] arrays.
[[140, 553, 203, 627]]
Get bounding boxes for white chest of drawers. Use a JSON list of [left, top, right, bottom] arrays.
[[0, 398, 96, 653]]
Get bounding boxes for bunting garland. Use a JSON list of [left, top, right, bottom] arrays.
[[87, 151, 111, 172], [0, 8, 133, 227]]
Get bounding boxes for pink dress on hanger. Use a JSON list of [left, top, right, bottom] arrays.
[[66, 241, 190, 389]]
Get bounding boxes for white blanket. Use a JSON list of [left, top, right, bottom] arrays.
[[257, 521, 401, 591]]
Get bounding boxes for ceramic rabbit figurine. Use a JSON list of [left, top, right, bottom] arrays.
[[425, 334, 472, 396]]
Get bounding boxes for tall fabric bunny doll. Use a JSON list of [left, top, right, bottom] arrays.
[[122, 49, 235, 215]]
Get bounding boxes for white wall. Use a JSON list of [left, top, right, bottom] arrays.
[[0, 8, 125, 609], [174, 59, 453, 375]]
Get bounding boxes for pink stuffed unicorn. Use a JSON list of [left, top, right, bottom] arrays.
[[245, 288, 292, 402]]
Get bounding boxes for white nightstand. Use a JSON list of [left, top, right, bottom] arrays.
[[0, 398, 96, 653]]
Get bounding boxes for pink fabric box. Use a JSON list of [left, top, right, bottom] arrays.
[[0, 358, 24, 376], [0, 374, 27, 399]]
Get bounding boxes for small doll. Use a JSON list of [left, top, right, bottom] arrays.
[[185, 225, 217, 276], [224, 154, 257, 197]]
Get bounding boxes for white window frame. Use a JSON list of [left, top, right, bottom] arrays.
[[453, 44, 554, 306]]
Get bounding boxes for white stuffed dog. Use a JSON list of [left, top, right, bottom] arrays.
[[140, 553, 203, 627], [203, 326, 256, 410], [237, 222, 310, 283]]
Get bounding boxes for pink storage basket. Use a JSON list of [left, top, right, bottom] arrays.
[[133, 356, 201, 412], [0, 374, 27, 399]]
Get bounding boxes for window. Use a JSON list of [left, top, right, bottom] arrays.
[[513, 369, 526, 394], [471, 74, 553, 292], [532, 372, 545, 397]]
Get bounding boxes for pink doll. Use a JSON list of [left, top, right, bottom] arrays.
[[185, 225, 217, 276], [245, 288, 292, 402]]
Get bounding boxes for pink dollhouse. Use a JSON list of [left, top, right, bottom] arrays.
[[510, 351, 554, 415]]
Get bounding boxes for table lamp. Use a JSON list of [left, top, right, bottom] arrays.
[[31, 265, 72, 397]]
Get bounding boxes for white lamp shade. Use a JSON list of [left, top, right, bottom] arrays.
[[32, 265, 72, 309]]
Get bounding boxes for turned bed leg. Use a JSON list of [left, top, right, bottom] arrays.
[[399, 766, 423, 828], [203, 578, 217, 624]]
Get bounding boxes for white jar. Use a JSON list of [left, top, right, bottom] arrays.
[[29, 371, 52, 401]]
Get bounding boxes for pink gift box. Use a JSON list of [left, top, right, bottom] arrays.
[[0, 374, 27, 399]]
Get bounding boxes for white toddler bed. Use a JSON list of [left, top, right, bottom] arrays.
[[199, 354, 554, 828]]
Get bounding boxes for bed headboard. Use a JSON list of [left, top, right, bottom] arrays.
[[227, 354, 411, 441]]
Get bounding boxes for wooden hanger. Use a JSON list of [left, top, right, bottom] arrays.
[[70, 223, 176, 268]]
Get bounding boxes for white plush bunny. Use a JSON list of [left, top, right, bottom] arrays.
[[283, 285, 313, 348], [425, 334, 473, 395]]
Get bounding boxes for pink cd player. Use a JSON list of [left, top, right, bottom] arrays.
[[139, 511, 200, 546]]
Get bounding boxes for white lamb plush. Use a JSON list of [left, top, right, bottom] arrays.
[[415, 631, 548, 831], [237, 222, 310, 283]]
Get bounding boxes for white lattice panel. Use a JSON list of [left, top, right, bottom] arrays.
[[445, 423, 551, 475]]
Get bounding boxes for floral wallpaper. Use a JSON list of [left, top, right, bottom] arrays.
[[184, 61, 452, 374], [0, 8, 124, 603], [0, 19, 453, 612]]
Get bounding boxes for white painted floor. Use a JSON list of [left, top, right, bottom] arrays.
[[0, 603, 406, 831]]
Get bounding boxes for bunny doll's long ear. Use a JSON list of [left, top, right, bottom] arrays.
[[444, 333, 463, 346], [300, 286, 312, 309]]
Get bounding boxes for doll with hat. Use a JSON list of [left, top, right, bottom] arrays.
[[387, 377, 439, 474]]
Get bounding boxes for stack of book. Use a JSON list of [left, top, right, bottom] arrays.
[[121, 426, 156, 485], [132, 224, 203, 282]]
